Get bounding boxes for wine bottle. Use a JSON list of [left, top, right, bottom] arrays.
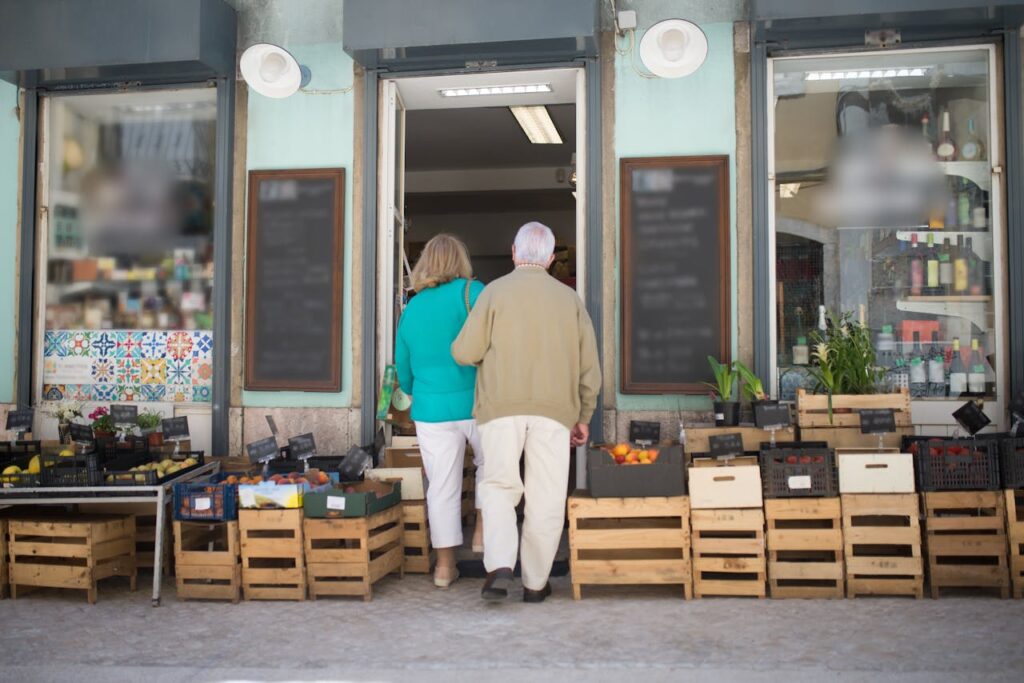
[[926, 233, 939, 292], [960, 117, 985, 161], [893, 357, 910, 392], [927, 331, 946, 397], [910, 234, 923, 296], [938, 237, 954, 294], [953, 235, 969, 294], [967, 337, 986, 396], [936, 110, 958, 161], [948, 337, 967, 397], [909, 332, 928, 398], [957, 179, 971, 227], [818, 304, 827, 334], [921, 113, 932, 151]]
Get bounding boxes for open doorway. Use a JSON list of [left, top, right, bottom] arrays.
[[378, 68, 582, 380]]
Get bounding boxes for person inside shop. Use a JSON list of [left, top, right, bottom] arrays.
[[396, 234, 486, 589], [452, 222, 601, 603]]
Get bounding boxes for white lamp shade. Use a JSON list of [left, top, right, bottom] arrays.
[[240, 43, 303, 98], [639, 19, 709, 79]]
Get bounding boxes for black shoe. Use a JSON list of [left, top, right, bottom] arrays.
[[523, 582, 552, 603], [481, 567, 514, 601]]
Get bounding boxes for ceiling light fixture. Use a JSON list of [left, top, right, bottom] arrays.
[[805, 67, 928, 81], [509, 105, 562, 145], [439, 83, 552, 98]]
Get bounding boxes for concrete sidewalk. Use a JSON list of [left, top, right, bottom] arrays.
[[0, 574, 1022, 682]]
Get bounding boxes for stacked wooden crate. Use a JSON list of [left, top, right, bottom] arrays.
[[567, 492, 691, 600], [765, 498, 844, 598], [796, 389, 912, 449], [80, 502, 172, 575], [173, 521, 241, 602], [7, 515, 136, 604], [1006, 489, 1024, 599], [401, 501, 433, 574], [923, 491, 1009, 598], [0, 519, 8, 599], [842, 494, 924, 598], [304, 506, 404, 601], [239, 509, 306, 600]]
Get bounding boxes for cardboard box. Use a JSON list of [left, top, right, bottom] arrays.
[[383, 447, 422, 469], [303, 480, 402, 518], [838, 450, 915, 494], [586, 446, 685, 498], [897, 320, 940, 346], [238, 480, 330, 509], [366, 467, 425, 500], [391, 436, 419, 449], [688, 464, 763, 509]]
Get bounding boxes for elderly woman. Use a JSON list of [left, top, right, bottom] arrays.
[[395, 234, 485, 588]]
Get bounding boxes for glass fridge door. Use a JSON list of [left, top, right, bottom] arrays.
[[769, 45, 1005, 431]]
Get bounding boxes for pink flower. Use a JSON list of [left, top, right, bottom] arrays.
[[88, 407, 109, 420]]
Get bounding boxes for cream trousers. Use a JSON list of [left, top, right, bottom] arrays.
[[414, 419, 483, 549], [478, 415, 569, 591]]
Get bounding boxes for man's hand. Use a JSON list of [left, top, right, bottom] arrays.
[[570, 423, 589, 447]]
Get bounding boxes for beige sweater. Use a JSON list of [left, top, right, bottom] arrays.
[[451, 266, 601, 430]]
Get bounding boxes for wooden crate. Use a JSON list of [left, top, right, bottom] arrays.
[[923, 491, 1009, 599], [78, 502, 172, 575], [173, 521, 241, 603], [239, 509, 306, 601], [765, 498, 844, 599], [402, 501, 434, 574], [7, 515, 137, 604], [567, 492, 691, 600], [304, 505, 404, 601], [841, 494, 923, 598], [796, 389, 913, 449], [0, 519, 7, 599], [691, 508, 766, 598], [462, 463, 477, 523], [684, 426, 797, 455], [1006, 489, 1024, 599]]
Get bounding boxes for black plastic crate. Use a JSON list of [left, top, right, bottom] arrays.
[[0, 452, 43, 487], [95, 435, 150, 463], [759, 447, 837, 498], [998, 436, 1024, 490], [41, 450, 101, 487], [104, 451, 206, 486], [903, 436, 1001, 491]]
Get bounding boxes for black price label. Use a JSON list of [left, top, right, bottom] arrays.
[[6, 408, 33, 432], [69, 422, 94, 442], [161, 416, 190, 440], [288, 433, 317, 459], [709, 433, 744, 458], [952, 401, 991, 436], [629, 420, 660, 444], [110, 404, 138, 426], [246, 436, 279, 463], [859, 408, 896, 435], [754, 402, 791, 429]]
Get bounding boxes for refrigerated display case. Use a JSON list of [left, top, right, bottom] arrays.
[[767, 45, 1007, 432]]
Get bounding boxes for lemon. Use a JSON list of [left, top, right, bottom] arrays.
[[27, 455, 41, 474], [2, 465, 21, 475], [59, 449, 74, 457]]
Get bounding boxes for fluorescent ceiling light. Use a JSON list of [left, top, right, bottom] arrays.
[[439, 83, 552, 98], [804, 67, 928, 81], [509, 105, 562, 145]]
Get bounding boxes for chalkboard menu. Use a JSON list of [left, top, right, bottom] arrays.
[[859, 409, 896, 435], [245, 169, 345, 391], [620, 156, 730, 393]]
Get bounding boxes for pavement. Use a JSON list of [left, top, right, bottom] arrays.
[[1, 573, 1022, 683]]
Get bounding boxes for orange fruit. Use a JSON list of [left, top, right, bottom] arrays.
[[612, 444, 630, 457]]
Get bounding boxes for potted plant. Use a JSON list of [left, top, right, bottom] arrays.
[[138, 410, 163, 448], [704, 356, 739, 426], [733, 361, 767, 404], [807, 310, 886, 424], [47, 401, 83, 444], [89, 406, 115, 440]]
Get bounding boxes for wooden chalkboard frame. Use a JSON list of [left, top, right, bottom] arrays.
[[620, 155, 731, 394], [245, 168, 345, 392]]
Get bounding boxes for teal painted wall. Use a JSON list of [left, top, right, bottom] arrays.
[[242, 42, 356, 408], [0, 83, 19, 404], [614, 21, 738, 411]]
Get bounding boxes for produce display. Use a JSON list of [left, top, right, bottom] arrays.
[[603, 443, 662, 465], [238, 469, 333, 509], [105, 456, 199, 483]]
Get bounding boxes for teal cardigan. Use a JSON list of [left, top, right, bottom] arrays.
[[396, 278, 484, 423]]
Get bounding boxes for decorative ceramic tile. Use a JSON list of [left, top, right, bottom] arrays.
[[91, 331, 117, 357], [44, 331, 69, 358], [93, 384, 118, 402], [139, 331, 167, 359], [43, 384, 66, 401], [117, 384, 141, 402], [167, 357, 192, 385], [166, 331, 193, 360], [191, 385, 212, 403], [92, 358, 116, 383], [65, 384, 95, 401], [140, 358, 167, 385], [116, 357, 141, 385], [118, 331, 144, 358], [67, 331, 92, 357], [192, 331, 213, 359], [140, 384, 166, 401], [166, 385, 191, 402], [192, 360, 213, 385]]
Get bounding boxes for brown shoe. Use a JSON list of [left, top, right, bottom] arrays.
[[523, 582, 552, 603], [481, 567, 514, 601]]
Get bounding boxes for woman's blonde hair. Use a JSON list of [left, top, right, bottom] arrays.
[[409, 233, 473, 291]]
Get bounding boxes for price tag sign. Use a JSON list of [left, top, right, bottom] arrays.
[[69, 422, 94, 443], [859, 408, 896, 435], [754, 402, 791, 429], [288, 433, 317, 460], [788, 475, 812, 490], [110, 404, 138, 426], [326, 495, 346, 511], [161, 416, 190, 440], [952, 401, 991, 436], [709, 433, 744, 458], [5, 408, 33, 432], [195, 497, 212, 512], [628, 420, 661, 445], [246, 436, 279, 463]]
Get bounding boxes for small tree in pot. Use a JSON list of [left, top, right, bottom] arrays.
[[137, 410, 163, 448], [705, 356, 739, 426]]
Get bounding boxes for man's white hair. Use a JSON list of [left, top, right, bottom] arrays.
[[513, 222, 556, 265]]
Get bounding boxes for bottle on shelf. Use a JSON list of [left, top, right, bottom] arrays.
[[925, 233, 939, 293], [892, 356, 910, 393], [817, 304, 827, 334], [927, 331, 946, 397], [909, 332, 928, 398], [936, 109, 958, 161], [792, 336, 809, 366], [966, 237, 984, 296], [953, 235, 969, 294], [967, 337, 986, 396], [909, 234, 924, 296], [921, 113, 932, 151], [944, 193, 958, 229], [947, 337, 968, 398], [972, 203, 987, 230], [938, 237, 954, 295], [959, 117, 985, 162], [957, 179, 971, 228]]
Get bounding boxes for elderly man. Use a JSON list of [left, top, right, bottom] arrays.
[[452, 222, 601, 603]]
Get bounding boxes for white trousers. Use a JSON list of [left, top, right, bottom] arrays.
[[478, 415, 570, 591], [414, 419, 483, 549]]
